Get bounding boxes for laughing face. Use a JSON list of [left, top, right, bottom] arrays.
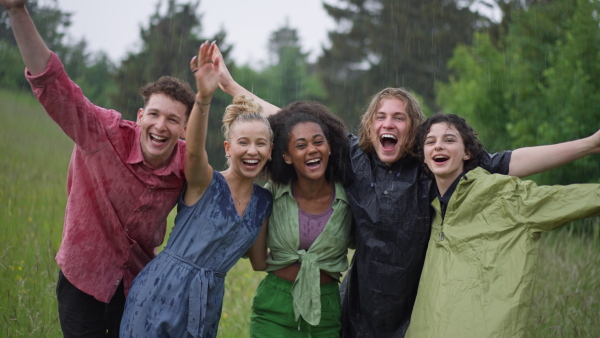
[[224, 120, 273, 180], [283, 121, 331, 183], [136, 93, 187, 168], [370, 98, 409, 165], [423, 122, 471, 182]]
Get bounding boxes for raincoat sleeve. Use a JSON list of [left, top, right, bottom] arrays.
[[510, 179, 600, 232]]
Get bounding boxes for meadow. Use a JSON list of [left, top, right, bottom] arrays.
[[0, 89, 598, 337]]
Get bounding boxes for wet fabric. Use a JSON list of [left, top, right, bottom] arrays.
[[250, 272, 341, 337], [406, 168, 600, 337], [340, 134, 511, 338], [26, 52, 186, 302], [120, 171, 272, 338], [264, 181, 353, 326]]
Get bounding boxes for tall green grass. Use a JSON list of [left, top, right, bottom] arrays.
[[0, 89, 598, 337]]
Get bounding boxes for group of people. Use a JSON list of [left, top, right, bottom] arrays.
[[3, 0, 599, 337]]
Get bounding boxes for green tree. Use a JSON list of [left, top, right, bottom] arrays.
[[318, 0, 492, 128], [0, 0, 71, 90], [437, 0, 599, 184], [113, 0, 232, 168], [259, 22, 325, 107]]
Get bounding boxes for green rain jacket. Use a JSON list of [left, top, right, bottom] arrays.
[[264, 181, 353, 326], [406, 167, 600, 338]]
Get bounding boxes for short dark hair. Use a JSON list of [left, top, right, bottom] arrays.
[[416, 113, 485, 176], [266, 101, 351, 186], [139, 76, 196, 119]]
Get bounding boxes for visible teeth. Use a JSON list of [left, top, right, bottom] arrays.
[[434, 155, 448, 159], [381, 134, 397, 140], [244, 159, 259, 164], [151, 134, 167, 141], [306, 159, 320, 164]]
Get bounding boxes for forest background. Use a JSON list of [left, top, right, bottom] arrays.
[[1, 0, 599, 336]]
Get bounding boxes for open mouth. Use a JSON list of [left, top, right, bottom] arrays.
[[379, 134, 397, 151], [433, 155, 449, 163], [306, 158, 322, 169], [242, 159, 259, 169], [150, 134, 168, 145]]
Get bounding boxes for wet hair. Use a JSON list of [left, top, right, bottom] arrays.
[[416, 113, 485, 177], [266, 101, 351, 186], [358, 87, 425, 157], [139, 76, 196, 119], [222, 95, 273, 167]]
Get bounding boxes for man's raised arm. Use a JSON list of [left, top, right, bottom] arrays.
[[1, 0, 51, 75]]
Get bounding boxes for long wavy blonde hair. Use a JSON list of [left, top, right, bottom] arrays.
[[358, 88, 425, 157]]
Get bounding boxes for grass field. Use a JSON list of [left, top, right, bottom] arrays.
[[0, 89, 598, 337]]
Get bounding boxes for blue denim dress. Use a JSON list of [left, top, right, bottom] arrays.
[[120, 171, 272, 337]]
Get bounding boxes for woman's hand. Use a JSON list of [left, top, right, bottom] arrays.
[[190, 41, 220, 102], [210, 44, 236, 94]]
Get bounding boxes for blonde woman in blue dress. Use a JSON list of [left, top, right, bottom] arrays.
[[120, 42, 274, 338]]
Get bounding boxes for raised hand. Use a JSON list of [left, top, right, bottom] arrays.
[[0, 0, 27, 10], [210, 44, 235, 94], [190, 41, 220, 102]]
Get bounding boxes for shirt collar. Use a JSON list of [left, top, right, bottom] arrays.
[[437, 171, 467, 206], [272, 180, 349, 204], [126, 126, 184, 178]]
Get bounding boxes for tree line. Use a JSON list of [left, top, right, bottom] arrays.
[[1, 0, 598, 183]]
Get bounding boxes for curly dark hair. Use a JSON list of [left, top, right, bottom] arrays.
[[416, 113, 485, 177], [139, 76, 196, 119], [266, 101, 351, 186]]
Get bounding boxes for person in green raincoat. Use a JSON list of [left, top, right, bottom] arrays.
[[406, 113, 600, 338]]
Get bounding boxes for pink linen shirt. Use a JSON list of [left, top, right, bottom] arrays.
[[26, 53, 186, 303]]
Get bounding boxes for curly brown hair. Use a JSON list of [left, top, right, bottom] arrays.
[[139, 76, 196, 119], [415, 113, 485, 177], [266, 101, 351, 186]]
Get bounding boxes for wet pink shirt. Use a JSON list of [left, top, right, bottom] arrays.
[[26, 53, 186, 303]]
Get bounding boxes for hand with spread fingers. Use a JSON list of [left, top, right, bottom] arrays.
[[190, 41, 220, 103]]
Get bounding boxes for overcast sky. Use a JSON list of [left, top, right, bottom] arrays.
[[51, 0, 338, 67]]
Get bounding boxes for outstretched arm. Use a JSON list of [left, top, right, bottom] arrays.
[[211, 44, 281, 117], [508, 129, 600, 177], [1, 0, 51, 75], [183, 41, 221, 206]]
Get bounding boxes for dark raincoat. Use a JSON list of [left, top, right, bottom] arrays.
[[340, 134, 511, 337]]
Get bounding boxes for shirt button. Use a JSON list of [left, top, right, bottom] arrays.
[[125, 228, 129, 232], [388, 170, 392, 174], [124, 264, 128, 269], [383, 190, 388, 195], [148, 188, 153, 192], [136, 208, 141, 212]]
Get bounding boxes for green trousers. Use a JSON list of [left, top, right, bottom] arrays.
[[250, 272, 341, 338]]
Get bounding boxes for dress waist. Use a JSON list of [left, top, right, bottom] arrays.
[[162, 248, 226, 278]]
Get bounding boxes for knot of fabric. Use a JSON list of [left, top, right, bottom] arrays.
[[292, 251, 321, 326]]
